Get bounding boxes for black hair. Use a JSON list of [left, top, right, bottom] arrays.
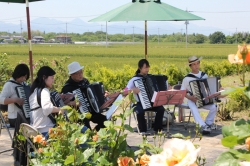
[[12, 64, 30, 80], [135, 59, 150, 74], [30, 66, 56, 94]]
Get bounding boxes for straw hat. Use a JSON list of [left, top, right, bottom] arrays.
[[68, 62, 84, 75], [188, 56, 202, 65]]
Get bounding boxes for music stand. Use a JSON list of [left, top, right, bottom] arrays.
[[151, 90, 186, 138]]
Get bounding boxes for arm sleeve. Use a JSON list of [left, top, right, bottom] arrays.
[[0, 82, 11, 104], [180, 78, 188, 90], [125, 78, 135, 90], [41, 89, 53, 116]]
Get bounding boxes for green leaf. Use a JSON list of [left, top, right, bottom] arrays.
[[64, 155, 74, 165], [97, 156, 110, 165], [83, 148, 95, 161], [104, 121, 113, 128], [214, 152, 240, 166], [124, 124, 134, 132], [221, 136, 238, 148], [78, 134, 89, 145], [98, 128, 107, 137], [124, 108, 133, 118]]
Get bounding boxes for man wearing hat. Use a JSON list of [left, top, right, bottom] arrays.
[[180, 56, 217, 134], [61, 62, 107, 131]]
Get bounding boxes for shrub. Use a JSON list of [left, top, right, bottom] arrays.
[[0, 53, 13, 91]]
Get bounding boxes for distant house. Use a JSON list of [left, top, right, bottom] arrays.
[[48, 39, 55, 43], [55, 35, 71, 43], [32, 36, 45, 43], [13, 36, 26, 43]]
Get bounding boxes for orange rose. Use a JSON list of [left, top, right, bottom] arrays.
[[137, 154, 150, 166], [92, 134, 98, 142], [38, 148, 43, 153], [41, 140, 47, 146], [245, 137, 250, 150], [48, 128, 53, 134], [33, 135, 43, 143], [117, 156, 135, 166]]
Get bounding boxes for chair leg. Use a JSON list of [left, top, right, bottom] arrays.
[[146, 112, 152, 130], [0, 111, 13, 141], [132, 112, 141, 133], [184, 111, 192, 130]]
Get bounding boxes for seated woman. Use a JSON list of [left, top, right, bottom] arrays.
[[29, 66, 62, 138], [29, 66, 88, 140], [0, 64, 30, 127]]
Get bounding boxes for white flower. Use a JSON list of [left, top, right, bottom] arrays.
[[149, 138, 200, 166], [240, 162, 250, 166]]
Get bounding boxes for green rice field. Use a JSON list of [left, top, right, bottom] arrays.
[[0, 42, 238, 70]]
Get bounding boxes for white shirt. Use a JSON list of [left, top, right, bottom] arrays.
[[29, 88, 54, 133], [180, 71, 208, 93], [0, 78, 25, 119], [125, 76, 143, 102]]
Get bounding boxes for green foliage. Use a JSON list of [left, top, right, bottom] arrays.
[[214, 119, 250, 165], [20, 56, 70, 92], [0, 53, 13, 91], [228, 87, 250, 111], [209, 31, 226, 44]]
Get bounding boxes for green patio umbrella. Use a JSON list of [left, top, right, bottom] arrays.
[[89, 0, 204, 59], [0, 0, 44, 82]]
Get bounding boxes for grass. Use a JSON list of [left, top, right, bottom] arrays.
[[0, 42, 238, 70]]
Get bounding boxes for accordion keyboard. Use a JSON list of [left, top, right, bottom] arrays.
[[16, 86, 31, 119], [73, 88, 90, 113], [134, 79, 152, 109], [189, 81, 203, 107]]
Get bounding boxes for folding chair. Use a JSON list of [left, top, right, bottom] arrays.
[[0, 105, 13, 141], [20, 123, 40, 166], [128, 104, 155, 134], [172, 84, 193, 130]]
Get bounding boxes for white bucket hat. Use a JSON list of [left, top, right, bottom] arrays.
[[188, 56, 202, 65], [68, 62, 84, 75]]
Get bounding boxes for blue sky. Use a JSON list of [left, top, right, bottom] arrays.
[[0, 0, 249, 35]]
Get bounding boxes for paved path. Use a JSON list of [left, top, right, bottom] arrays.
[[0, 114, 228, 166]]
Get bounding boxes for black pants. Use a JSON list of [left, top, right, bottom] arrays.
[[8, 118, 16, 127], [134, 102, 165, 132], [83, 112, 107, 131]]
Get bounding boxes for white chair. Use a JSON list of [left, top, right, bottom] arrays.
[[172, 84, 193, 130], [20, 123, 40, 165]]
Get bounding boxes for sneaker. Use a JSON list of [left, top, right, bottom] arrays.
[[139, 131, 151, 135], [205, 123, 217, 130], [202, 125, 211, 135]]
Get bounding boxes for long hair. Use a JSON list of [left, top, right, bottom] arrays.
[[12, 64, 30, 80], [135, 59, 150, 75], [30, 66, 56, 94]]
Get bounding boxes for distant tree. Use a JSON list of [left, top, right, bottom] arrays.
[[195, 34, 206, 44], [12, 38, 20, 43], [225, 36, 234, 44], [209, 31, 226, 44]]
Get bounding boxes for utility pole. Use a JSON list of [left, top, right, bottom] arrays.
[[158, 28, 160, 44], [101, 24, 103, 41], [133, 26, 134, 44], [185, 21, 189, 48], [66, 23, 68, 44], [20, 20, 23, 36], [236, 28, 237, 44], [106, 21, 108, 48]]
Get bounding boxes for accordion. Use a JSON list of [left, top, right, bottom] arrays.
[[73, 82, 105, 113], [15, 85, 31, 119], [189, 77, 220, 108], [134, 74, 168, 109], [50, 91, 70, 123]]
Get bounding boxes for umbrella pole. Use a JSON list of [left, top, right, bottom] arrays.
[[145, 21, 147, 59], [26, 0, 33, 83]]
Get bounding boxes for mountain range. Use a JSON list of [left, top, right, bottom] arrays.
[[0, 17, 233, 36]]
